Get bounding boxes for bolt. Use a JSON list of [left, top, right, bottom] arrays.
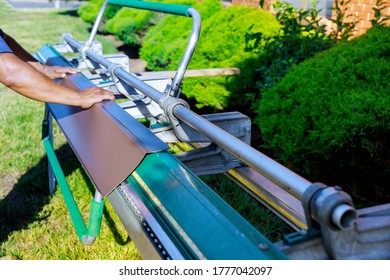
[[258, 242, 270, 251], [299, 229, 307, 236]]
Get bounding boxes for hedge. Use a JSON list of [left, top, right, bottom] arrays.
[[140, 2, 280, 110], [77, 0, 120, 24], [140, 0, 219, 70], [105, 0, 195, 46], [256, 26, 390, 202]]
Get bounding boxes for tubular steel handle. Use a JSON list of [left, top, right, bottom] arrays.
[[107, 0, 192, 17], [106, 1, 200, 96]]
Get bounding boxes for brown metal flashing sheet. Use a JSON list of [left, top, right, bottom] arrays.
[[47, 75, 168, 196]]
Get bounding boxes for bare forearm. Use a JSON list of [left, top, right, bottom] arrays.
[[2, 33, 79, 78], [0, 53, 81, 105], [0, 53, 114, 108]]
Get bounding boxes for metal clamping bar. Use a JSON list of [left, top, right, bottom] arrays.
[[173, 105, 311, 198], [173, 107, 358, 232], [61, 33, 356, 231]]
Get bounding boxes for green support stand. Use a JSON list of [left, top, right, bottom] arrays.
[[43, 137, 105, 246]]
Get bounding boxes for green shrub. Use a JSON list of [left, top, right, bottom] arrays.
[[78, 0, 120, 24], [105, 0, 192, 46], [191, 6, 279, 68], [227, 2, 334, 112], [140, 0, 215, 70], [182, 6, 279, 110], [140, 2, 280, 110], [106, 8, 159, 45], [256, 26, 390, 203]]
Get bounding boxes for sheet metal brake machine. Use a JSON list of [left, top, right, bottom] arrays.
[[37, 0, 390, 260]]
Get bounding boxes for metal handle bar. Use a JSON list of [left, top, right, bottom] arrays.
[[108, 0, 192, 17], [85, 1, 200, 97], [62, 16, 356, 231], [63, 33, 310, 198]]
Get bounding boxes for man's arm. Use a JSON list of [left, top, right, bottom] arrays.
[[2, 32, 79, 79], [0, 52, 114, 108]]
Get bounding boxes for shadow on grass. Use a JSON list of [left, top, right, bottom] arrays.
[[56, 9, 80, 18], [0, 143, 130, 246]]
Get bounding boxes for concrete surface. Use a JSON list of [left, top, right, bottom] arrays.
[[6, 0, 82, 9]]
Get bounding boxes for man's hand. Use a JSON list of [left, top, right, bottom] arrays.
[[41, 65, 80, 79], [78, 87, 115, 109]]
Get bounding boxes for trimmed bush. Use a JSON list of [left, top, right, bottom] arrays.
[[227, 2, 334, 113], [106, 7, 159, 46], [78, 0, 103, 23], [105, 0, 193, 46], [78, 0, 120, 24], [256, 26, 390, 202], [140, 0, 216, 70], [182, 5, 280, 110], [140, 2, 280, 110]]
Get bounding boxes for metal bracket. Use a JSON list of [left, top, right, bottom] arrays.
[[278, 202, 390, 259], [151, 111, 251, 175], [304, 184, 358, 257], [280, 183, 369, 259], [176, 143, 245, 175], [159, 95, 191, 141], [108, 62, 129, 95]]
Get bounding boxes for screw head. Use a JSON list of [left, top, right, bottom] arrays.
[[258, 242, 270, 251]]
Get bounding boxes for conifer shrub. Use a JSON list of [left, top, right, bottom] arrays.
[[256, 26, 390, 203]]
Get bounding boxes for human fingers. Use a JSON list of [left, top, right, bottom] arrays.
[[79, 87, 115, 108], [53, 66, 80, 74], [44, 66, 80, 79]]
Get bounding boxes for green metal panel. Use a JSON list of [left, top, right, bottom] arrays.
[[127, 151, 287, 260], [35, 44, 74, 67], [108, 0, 192, 17]]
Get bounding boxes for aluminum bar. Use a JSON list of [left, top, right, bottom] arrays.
[[64, 4, 200, 97], [173, 105, 311, 199], [63, 33, 165, 103], [62, 34, 310, 199], [227, 167, 307, 230], [170, 8, 200, 96], [86, 0, 109, 48]]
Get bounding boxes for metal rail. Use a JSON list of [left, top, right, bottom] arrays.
[[62, 33, 311, 198], [61, 47, 354, 233], [59, 1, 357, 234]]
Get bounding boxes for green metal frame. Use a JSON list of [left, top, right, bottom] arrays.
[[43, 137, 105, 246], [107, 0, 192, 16]]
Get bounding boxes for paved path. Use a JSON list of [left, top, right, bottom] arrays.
[[6, 0, 82, 9]]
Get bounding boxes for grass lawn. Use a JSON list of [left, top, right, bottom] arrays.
[[0, 0, 289, 260], [0, 0, 141, 260]]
